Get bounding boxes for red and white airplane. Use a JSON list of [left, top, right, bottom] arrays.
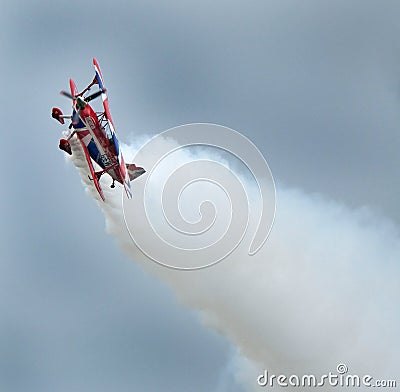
[[52, 58, 145, 201]]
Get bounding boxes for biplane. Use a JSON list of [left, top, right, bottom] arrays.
[[51, 58, 145, 201]]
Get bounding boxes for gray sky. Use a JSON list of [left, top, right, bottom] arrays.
[[1, 1, 400, 391]]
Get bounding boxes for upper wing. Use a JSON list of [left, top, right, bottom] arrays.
[[92, 58, 133, 199], [93, 58, 115, 133]]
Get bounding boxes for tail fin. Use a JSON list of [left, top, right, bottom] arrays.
[[126, 163, 146, 181]]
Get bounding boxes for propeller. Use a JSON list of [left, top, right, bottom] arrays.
[[59, 86, 106, 126], [60, 90, 75, 100], [84, 88, 106, 102], [60, 88, 106, 103]]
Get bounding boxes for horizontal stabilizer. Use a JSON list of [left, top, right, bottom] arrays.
[[126, 163, 146, 181]]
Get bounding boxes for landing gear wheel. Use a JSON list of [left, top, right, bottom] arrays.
[[59, 138, 72, 155]]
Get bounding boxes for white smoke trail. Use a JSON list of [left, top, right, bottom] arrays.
[[67, 127, 399, 391]]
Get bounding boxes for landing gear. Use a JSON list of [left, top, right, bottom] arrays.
[[59, 138, 72, 155], [87, 166, 118, 190]]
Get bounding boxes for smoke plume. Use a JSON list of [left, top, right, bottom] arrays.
[[67, 129, 399, 391]]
